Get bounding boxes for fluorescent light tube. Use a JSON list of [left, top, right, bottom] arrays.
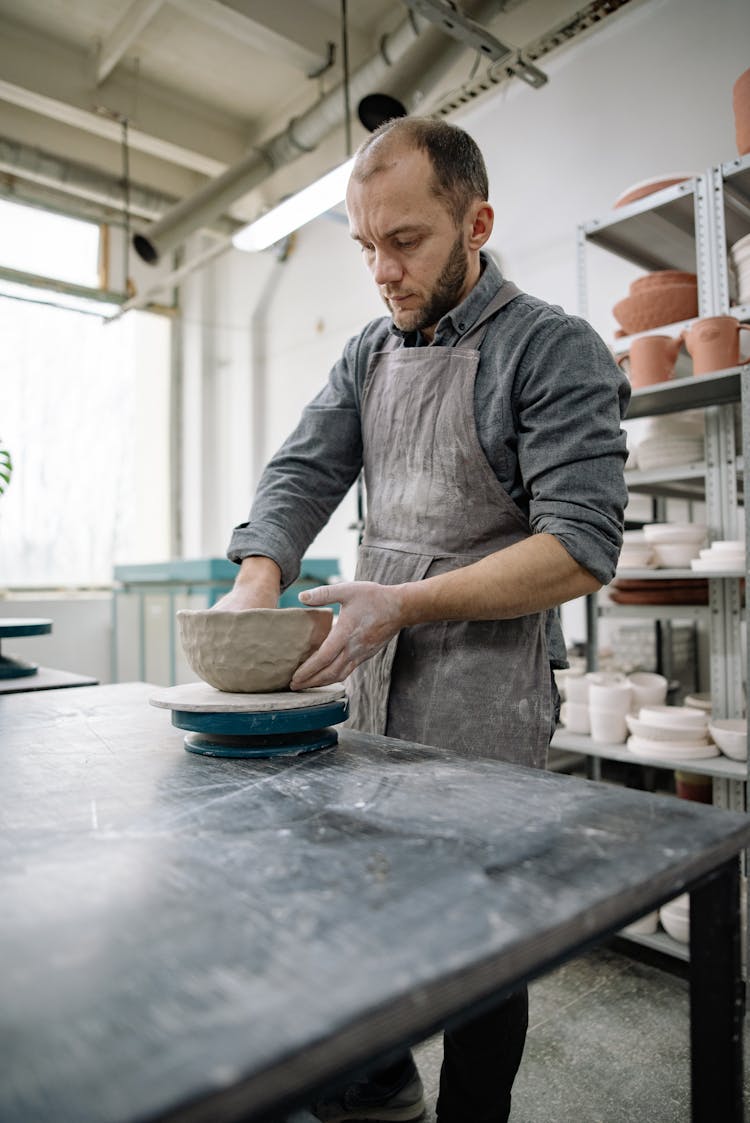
[[233, 156, 356, 253]]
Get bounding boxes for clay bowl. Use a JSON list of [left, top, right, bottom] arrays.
[[613, 283, 698, 334], [734, 67, 750, 156], [613, 173, 695, 209], [177, 607, 334, 693], [630, 270, 697, 294]]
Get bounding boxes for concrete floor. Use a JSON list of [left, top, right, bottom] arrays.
[[412, 941, 746, 1123]]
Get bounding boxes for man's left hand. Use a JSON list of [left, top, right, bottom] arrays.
[[290, 580, 405, 690]]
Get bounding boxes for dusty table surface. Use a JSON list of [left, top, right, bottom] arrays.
[[1, 682, 748, 1123]]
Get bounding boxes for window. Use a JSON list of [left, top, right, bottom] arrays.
[[0, 201, 170, 586]]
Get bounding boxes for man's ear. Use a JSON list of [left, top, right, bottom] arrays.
[[467, 202, 494, 249]]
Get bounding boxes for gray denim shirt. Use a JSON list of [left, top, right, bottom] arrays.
[[228, 253, 630, 667]]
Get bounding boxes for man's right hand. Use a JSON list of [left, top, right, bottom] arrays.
[[211, 556, 282, 611]]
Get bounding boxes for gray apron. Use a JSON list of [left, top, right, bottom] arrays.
[[347, 280, 551, 768]]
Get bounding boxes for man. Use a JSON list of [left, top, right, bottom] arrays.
[[217, 117, 629, 1123]]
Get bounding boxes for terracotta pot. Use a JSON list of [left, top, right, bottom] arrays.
[[675, 770, 713, 804], [613, 282, 698, 334], [613, 173, 695, 209], [630, 270, 697, 295], [733, 68, 750, 156], [617, 334, 682, 388], [682, 316, 750, 375]]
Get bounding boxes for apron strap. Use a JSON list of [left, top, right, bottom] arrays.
[[459, 279, 523, 350]]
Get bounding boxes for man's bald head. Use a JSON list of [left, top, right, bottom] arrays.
[[351, 117, 489, 227]]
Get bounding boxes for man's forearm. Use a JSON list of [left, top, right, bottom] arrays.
[[397, 533, 601, 626], [235, 555, 282, 596]]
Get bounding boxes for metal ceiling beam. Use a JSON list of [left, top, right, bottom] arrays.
[[132, 0, 509, 265], [168, 0, 336, 75], [0, 134, 239, 236], [97, 0, 168, 85], [0, 18, 246, 176], [0, 79, 226, 177]]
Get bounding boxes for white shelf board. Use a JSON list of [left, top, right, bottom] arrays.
[[598, 603, 710, 620], [551, 728, 746, 780], [617, 928, 690, 962]]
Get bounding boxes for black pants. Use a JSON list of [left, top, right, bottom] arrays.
[[364, 985, 529, 1123]]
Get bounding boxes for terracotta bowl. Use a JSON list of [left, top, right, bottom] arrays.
[[613, 283, 698, 334], [630, 270, 697, 294], [613, 173, 695, 209], [733, 68, 750, 156], [177, 607, 334, 693]]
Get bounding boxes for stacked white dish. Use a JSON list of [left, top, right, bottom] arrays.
[[691, 539, 746, 574], [642, 522, 707, 568], [634, 413, 704, 471], [659, 893, 689, 944], [625, 704, 718, 759], [618, 530, 654, 570], [729, 232, 750, 306]]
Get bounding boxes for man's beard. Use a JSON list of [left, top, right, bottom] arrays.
[[385, 233, 468, 334]]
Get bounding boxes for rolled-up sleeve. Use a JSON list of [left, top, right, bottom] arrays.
[[516, 317, 630, 585], [227, 333, 365, 589]]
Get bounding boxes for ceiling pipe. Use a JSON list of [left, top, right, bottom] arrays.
[[0, 135, 239, 237], [133, 0, 508, 266]]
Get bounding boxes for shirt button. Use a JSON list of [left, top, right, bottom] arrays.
[[458, 321, 466, 331]]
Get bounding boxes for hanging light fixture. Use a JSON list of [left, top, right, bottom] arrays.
[[233, 0, 404, 256], [232, 156, 356, 253]]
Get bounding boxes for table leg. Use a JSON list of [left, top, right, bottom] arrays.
[[689, 857, 745, 1123]]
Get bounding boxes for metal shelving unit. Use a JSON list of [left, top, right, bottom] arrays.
[[562, 157, 750, 963]]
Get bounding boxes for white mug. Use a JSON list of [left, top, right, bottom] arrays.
[[627, 671, 668, 714], [560, 701, 590, 734], [554, 668, 589, 703], [586, 672, 631, 715], [589, 706, 629, 744]]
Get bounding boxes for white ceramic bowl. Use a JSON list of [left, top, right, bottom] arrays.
[[684, 692, 713, 712], [708, 718, 748, 761], [621, 911, 659, 936], [652, 542, 702, 568], [177, 607, 333, 692], [698, 547, 745, 562], [691, 557, 745, 573], [627, 734, 717, 759], [626, 714, 709, 742], [660, 895, 690, 944], [618, 548, 655, 569], [710, 539, 745, 553], [639, 705, 707, 728], [642, 523, 707, 545]]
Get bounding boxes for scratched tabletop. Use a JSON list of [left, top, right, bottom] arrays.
[[2, 682, 748, 1123]]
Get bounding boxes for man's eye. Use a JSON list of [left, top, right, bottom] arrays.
[[395, 240, 417, 250]]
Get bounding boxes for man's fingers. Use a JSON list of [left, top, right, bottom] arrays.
[[290, 632, 347, 689], [299, 584, 345, 607]]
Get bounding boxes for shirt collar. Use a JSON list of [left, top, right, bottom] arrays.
[[387, 251, 505, 347]]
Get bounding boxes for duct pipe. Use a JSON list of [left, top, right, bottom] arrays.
[[133, 0, 507, 265], [0, 136, 239, 237]]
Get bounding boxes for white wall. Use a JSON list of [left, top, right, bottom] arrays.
[[179, 0, 748, 620]]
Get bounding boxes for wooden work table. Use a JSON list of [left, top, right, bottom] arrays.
[[1, 683, 747, 1123]]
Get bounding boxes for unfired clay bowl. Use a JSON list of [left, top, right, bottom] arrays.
[[177, 607, 334, 693]]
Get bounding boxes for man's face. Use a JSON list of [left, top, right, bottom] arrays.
[[346, 148, 475, 339]]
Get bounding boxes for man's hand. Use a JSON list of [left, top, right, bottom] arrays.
[[211, 556, 281, 612], [290, 580, 406, 690]]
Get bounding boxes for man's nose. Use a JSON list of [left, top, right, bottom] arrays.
[[372, 250, 402, 286]]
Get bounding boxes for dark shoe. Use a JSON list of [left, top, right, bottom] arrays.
[[312, 1070, 425, 1121]]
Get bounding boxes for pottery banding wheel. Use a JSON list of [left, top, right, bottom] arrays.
[[150, 682, 349, 758]]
